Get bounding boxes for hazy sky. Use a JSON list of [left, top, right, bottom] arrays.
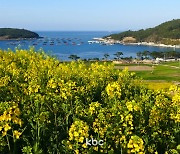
[[0, 0, 179, 31]]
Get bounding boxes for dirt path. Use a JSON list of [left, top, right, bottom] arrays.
[[114, 66, 154, 71]]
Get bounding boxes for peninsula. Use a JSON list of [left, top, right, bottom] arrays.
[[102, 19, 180, 47], [0, 28, 40, 40]]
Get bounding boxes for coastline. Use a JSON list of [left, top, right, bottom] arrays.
[[0, 37, 43, 41], [124, 42, 180, 49], [92, 37, 180, 48]]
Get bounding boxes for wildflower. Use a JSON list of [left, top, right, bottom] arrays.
[[13, 130, 22, 139], [79, 137, 84, 143], [74, 131, 79, 137], [4, 123, 11, 131], [2, 131, 7, 136], [82, 143, 87, 148], [14, 108, 21, 116], [0, 116, 3, 121], [106, 82, 121, 98], [126, 102, 133, 111], [4, 114, 11, 121], [74, 149, 79, 154], [93, 146, 98, 151], [69, 144, 73, 149]]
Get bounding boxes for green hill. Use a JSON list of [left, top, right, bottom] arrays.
[[107, 19, 180, 45], [0, 28, 40, 40]]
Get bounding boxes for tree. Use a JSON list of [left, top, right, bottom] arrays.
[[114, 52, 123, 60], [104, 53, 110, 61], [68, 54, 80, 61], [142, 50, 150, 59], [150, 51, 158, 59], [136, 52, 142, 60], [92, 58, 100, 61]]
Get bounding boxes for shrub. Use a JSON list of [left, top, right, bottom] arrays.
[[0, 48, 179, 154]]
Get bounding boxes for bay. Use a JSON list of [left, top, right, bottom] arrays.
[[0, 31, 179, 61]]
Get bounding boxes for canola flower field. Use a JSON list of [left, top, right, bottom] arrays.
[[0, 48, 180, 154]]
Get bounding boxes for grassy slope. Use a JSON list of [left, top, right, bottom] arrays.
[[135, 65, 179, 81], [161, 61, 180, 67], [113, 62, 180, 82]]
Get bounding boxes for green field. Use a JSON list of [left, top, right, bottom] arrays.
[[161, 61, 180, 67], [114, 62, 180, 82], [135, 64, 180, 81]]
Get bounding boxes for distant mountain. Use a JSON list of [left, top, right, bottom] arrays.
[[0, 28, 40, 40], [106, 19, 180, 45]]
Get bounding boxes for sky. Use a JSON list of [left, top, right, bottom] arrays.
[[0, 0, 180, 31]]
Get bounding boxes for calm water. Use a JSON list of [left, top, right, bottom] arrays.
[[0, 31, 179, 60]]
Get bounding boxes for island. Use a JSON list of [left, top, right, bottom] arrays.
[[0, 28, 40, 40], [97, 19, 180, 47]]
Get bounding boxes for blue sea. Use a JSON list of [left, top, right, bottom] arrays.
[[0, 31, 179, 61]]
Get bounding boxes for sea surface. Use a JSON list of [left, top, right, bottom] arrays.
[[0, 31, 180, 61]]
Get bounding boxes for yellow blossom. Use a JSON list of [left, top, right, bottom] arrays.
[[74, 131, 79, 137], [74, 149, 79, 154], [82, 143, 87, 148], [4, 124, 11, 131], [13, 130, 22, 139], [2, 131, 7, 136], [69, 144, 73, 149], [93, 146, 98, 151], [126, 102, 133, 111], [14, 108, 21, 116], [79, 136, 84, 143]]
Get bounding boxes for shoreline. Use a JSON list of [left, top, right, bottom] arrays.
[[92, 37, 180, 48], [0, 37, 43, 41], [124, 42, 180, 48]]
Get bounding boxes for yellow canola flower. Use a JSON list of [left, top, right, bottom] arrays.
[[127, 143, 133, 148], [84, 126, 89, 132], [68, 144, 73, 149], [134, 105, 140, 111], [6, 114, 11, 121], [106, 82, 121, 98], [0, 114, 7, 121], [13, 130, 22, 139], [126, 102, 133, 111], [79, 136, 84, 143], [4, 123, 11, 131], [0, 115, 3, 121], [94, 102, 100, 107], [82, 143, 87, 148], [2, 113, 11, 121], [74, 149, 79, 154], [14, 108, 21, 116], [18, 119, 23, 127], [2, 131, 7, 137], [127, 136, 144, 153], [74, 131, 79, 137], [89, 106, 95, 114], [93, 146, 98, 151]]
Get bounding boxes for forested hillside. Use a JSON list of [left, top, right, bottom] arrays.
[[0, 28, 40, 39], [107, 19, 180, 45]]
